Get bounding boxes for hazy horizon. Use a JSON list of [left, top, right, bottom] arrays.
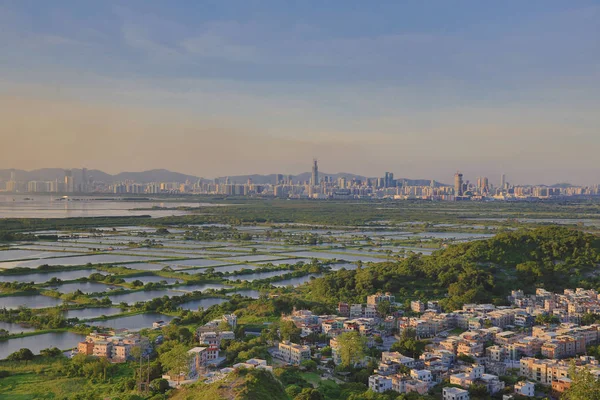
[[1, 1, 599, 185], [0, 165, 589, 188]]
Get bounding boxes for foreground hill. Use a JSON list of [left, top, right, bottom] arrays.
[[304, 226, 600, 310], [170, 369, 288, 400]]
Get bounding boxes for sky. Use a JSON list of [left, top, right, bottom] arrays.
[[0, 1, 599, 185]]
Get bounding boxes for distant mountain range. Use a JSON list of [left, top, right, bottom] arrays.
[[0, 168, 442, 186], [0, 168, 198, 184]]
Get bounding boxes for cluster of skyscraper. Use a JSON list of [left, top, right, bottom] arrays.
[[1, 169, 92, 194], [1, 162, 599, 200]]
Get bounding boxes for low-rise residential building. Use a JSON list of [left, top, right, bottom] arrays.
[[410, 369, 433, 387], [411, 300, 425, 313], [391, 375, 429, 395], [199, 331, 235, 347], [519, 358, 570, 384], [551, 377, 572, 396], [367, 292, 396, 306], [338, 302, 350, 317], [368, 375, 392, 393], [486, 345, 505, 362], [232, 358, 272, 372], [514, 381, 536, 397], [443, 387, 470, 400], [450, 365, 484, 387], [187, 346, 220, 378], [77, 332, 148, 363], [277, 341, 311, 365]]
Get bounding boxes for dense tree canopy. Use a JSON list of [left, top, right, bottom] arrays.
[[302, 227, 600, 311]]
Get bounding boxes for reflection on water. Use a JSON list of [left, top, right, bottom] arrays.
[[0, 195, 199, 218], [87, 313, 173, 331], [225, 270, 290, 282], [272, 274, 322, 287], [231, 289, 261, 299], [0, 321, 36, 334], [105, 289, 183, 304], [63, 307, 122, 320], [0, 295, 63, 309], [0, 332, 85, 359], [179, 297, 228, 310], [0, 269, 98, 283]]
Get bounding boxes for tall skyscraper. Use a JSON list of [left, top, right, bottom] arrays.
[[81, 168, 88, 193], [500, 173, 506, 189], [311, 159, 319, 186], [384, 172, 395, 188], [7, 169, 17, 192], [64, 169, 74, 193], [454, 171, 463, 197]]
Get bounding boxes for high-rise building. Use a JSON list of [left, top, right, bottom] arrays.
[[500, 174, 506, 189], [454, 172, 463, 197], [64, 170, 74, 193], [476, 176, 489, 193], [7, 169, 17, 192], [81, 168, 88, 192], [384, 172, 395, 188], [311, 159, 319, 186], [275, 174, 284, 185]]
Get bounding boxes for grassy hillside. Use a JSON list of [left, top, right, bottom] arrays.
[[170, 369, 289, 400], [303, 226, 600, 310]]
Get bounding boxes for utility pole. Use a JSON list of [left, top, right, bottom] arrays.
[[137, 354, 150, 394], [138, 353, 143, 393]]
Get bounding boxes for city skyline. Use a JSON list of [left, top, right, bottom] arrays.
[[0, 165, 592, 187], [0, 161, 597, 201], [1, 1, 599, 184]]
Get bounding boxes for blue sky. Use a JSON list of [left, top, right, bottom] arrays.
[[1, 0, 599, 184]]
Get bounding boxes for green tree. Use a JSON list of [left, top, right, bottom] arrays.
[[581, 313, 600, 325], [457, 354, 476, 364], [468, 383, 488, 397], [564, 364, 600, 400], [178, 327, 193, 343], [7, 348, 34, 362], [337, 332, 367, 368], [150, 378, 170, 394], [40, 347, 62, 358], [286, 385, 303, 398], [376, 300, 391, 316], [295, 388, 324, 400], [301, 359, 317, 371], [218, 320, 232, 331], [535, 313, 560, 325], [159, 343, 192, 381], [280, 320, 302, 342], [391, 329, 427, 358]]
